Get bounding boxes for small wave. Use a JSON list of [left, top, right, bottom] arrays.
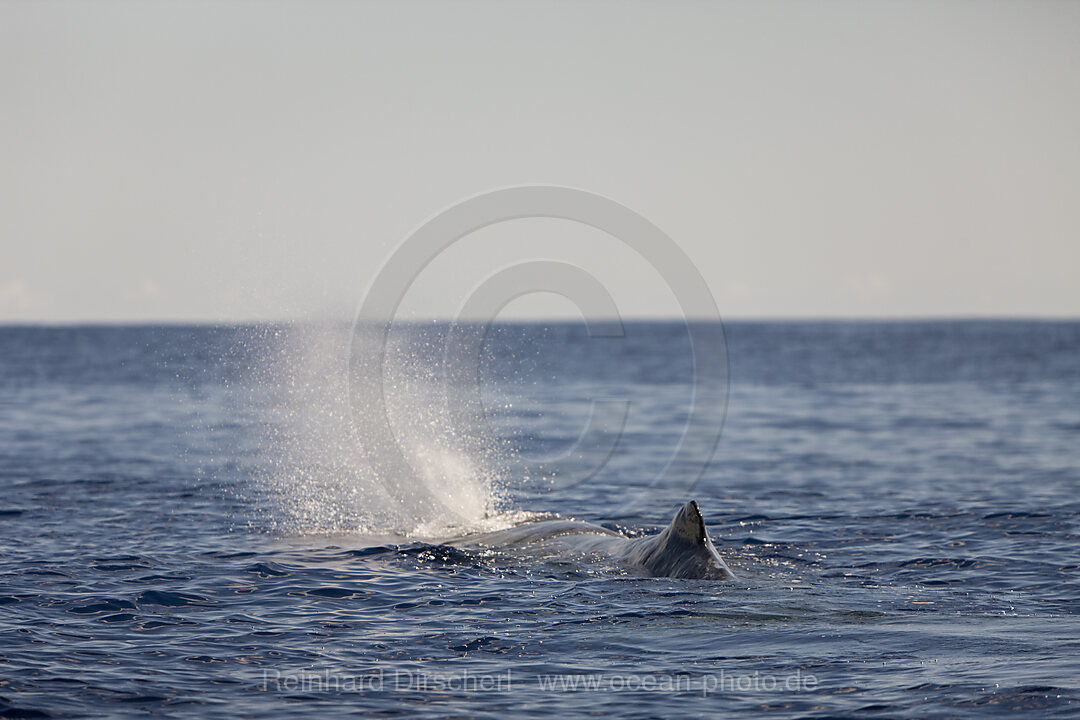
[[244, 561, 291, 577], [68, 598, 137, 615], [136, 590, 214, 607], [892, 416, 989, 430], [982, 511, 1055, 520], [303, 587, 373, 599]]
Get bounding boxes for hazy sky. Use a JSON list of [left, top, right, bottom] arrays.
[[2, 0, 1078, 322]]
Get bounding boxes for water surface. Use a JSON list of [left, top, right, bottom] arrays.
[[1, 321, 1078, 718]]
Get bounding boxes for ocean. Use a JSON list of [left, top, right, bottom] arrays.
[[1, 320, 1078, 718]]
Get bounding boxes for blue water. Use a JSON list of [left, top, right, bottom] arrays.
[[2, 321, 1079, 718]]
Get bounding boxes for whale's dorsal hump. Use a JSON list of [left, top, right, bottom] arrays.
[[630, 500, 735, 580]]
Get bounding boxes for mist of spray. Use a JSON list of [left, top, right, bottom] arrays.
[[248, 320, 515, 538]]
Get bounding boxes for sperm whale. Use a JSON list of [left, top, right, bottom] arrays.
[[454, 500, 734, 580]]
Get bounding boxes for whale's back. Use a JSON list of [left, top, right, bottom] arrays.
[[454, 518, 618, 550], [448, 501, 733, 580]]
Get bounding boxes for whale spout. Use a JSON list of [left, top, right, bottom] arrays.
[[628, 501, 735, 580]]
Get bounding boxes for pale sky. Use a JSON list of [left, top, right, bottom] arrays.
[[2, 0, 1078, 323]]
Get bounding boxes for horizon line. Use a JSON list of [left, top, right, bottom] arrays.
[[2, 314, 1079, 329]]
